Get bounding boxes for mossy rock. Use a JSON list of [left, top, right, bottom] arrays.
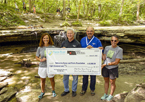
[[69, 14, 84, 19], [40, 15, 50, 19], [71, 21, 82, 26], [45, 18, 52, 23], [60, 21, 71, 27], [99, 20, 112, 26]]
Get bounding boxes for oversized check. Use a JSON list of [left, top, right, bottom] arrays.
[[46, 48, 102, 75]]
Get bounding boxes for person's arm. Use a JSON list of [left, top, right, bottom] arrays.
[[102, 58, 121, 69], [102, 54, 106, 61], [36, 56, 46, 62]]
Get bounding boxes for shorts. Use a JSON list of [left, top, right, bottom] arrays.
[[23, 7, 26, 10], [38, 67, 54, 78], [102, 66, 118, 79]]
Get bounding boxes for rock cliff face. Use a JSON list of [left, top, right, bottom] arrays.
[[1, 26, 145, 44]]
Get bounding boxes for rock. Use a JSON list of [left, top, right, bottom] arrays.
[[0, 77, 7, 82], [0, 87, 17, 102], [0, 82, 8, 89], [34, 75, 40, 78], [111, 92, 128, 102], [16, 86, 40, 102], [0, 69, 12, 77], [124, 85, 145, 102], [0, 87, 8, 95]]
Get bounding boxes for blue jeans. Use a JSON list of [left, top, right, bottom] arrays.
[[82, 75, 96, 91], [63, 75, 78, 92]]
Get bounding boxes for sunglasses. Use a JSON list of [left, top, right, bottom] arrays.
[[111, 40, 117, 42]]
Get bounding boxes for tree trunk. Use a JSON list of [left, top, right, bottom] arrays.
[[120, 58, 145, 63], [4, 0, 6, 4], [77, 0, 81, 21], [119, 0, 124, 16], [98, 4, 101, 19], [29, 0, 31, 12], [1, 0, 3, 3], [83, 0, 85, 15], [68, 0, 70, 7], [75, 0, 78, 14], [85, 0, 89, 17], [136, 0, 140, 21], [63, 0, 66, 19], [92, 4, 96, 16], [43, 0, 45, 13]]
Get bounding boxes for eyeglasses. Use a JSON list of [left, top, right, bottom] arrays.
[[111, 40, 117, 42]]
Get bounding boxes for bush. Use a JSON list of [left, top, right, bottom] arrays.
[[99, 20, 112, 26], [71, 21, 82, 26], [61, 21, 71, 27]]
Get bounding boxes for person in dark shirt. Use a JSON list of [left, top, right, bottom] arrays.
[[61, 28, 81, 97], [56, 8, 60, 15]]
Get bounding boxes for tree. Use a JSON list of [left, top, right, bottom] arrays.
[[77, 0, 81, 21], [119, 0, 124, 16], [137, 0, 140, 21], [29, 0, 31, 12], [63, 0, 66, 19]]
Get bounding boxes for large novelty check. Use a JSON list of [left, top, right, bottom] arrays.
[[46, 48, 102, 75]]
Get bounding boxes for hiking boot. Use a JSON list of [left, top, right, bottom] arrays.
[[72, 91, 77, 97], [91, 90, 95, 96], [61, 91, 70, 96], [80, 90, 86, 96]]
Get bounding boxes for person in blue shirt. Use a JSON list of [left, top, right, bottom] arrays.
[[80, 26, 103, 96]]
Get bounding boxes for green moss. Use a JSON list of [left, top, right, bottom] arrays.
[[45, 18, 52, 23], [99, 20, 112, 26], [0, 4, 25, 27], [69, 14, 84, 19], [71, 21, 82, 26], [61, 21, 71, 27]]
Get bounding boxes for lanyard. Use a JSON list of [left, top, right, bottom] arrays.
[[86, 36, 94, 46]]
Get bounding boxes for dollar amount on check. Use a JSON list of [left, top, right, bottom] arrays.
[[46, 48, 102, 75]]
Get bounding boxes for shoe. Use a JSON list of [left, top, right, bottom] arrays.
[[91, 90, 95, 96], [38, 92, 45, 99], [52, 90, 57, 97], [72, 91, 77, 97], [101, 93, 108, 100], [80, 90, 86, 96], [61, 91, 70, 96], [106, 94, 113, 101]]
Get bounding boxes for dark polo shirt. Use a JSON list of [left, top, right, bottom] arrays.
[[61, 39, 81, 48]]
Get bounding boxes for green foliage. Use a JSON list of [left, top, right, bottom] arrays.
[[69, 14, 84, 19], [1, 0, 145, 26], [99, 20, 111, 26], [0, 4, 25, 27], [71, 21, 82, 26], [61, 21, 71, 27]]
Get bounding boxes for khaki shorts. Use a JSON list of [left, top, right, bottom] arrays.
[[38, 67, 54, 78]]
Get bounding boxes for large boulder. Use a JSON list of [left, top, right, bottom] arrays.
[[111, 92, 128, 102], [124, 83, 145, 102]]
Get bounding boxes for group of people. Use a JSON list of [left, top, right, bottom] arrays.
[[36, 26, 123, 101], [14, 1, 36, 14]]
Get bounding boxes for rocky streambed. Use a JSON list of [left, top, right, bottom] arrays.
[[0, 42, 145, 102]]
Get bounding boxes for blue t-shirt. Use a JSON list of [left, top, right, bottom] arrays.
[[80, 36, 102, 48]]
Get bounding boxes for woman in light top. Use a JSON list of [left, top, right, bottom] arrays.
[[101, 35, 123, 101], [36, 33, 56, 99]]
